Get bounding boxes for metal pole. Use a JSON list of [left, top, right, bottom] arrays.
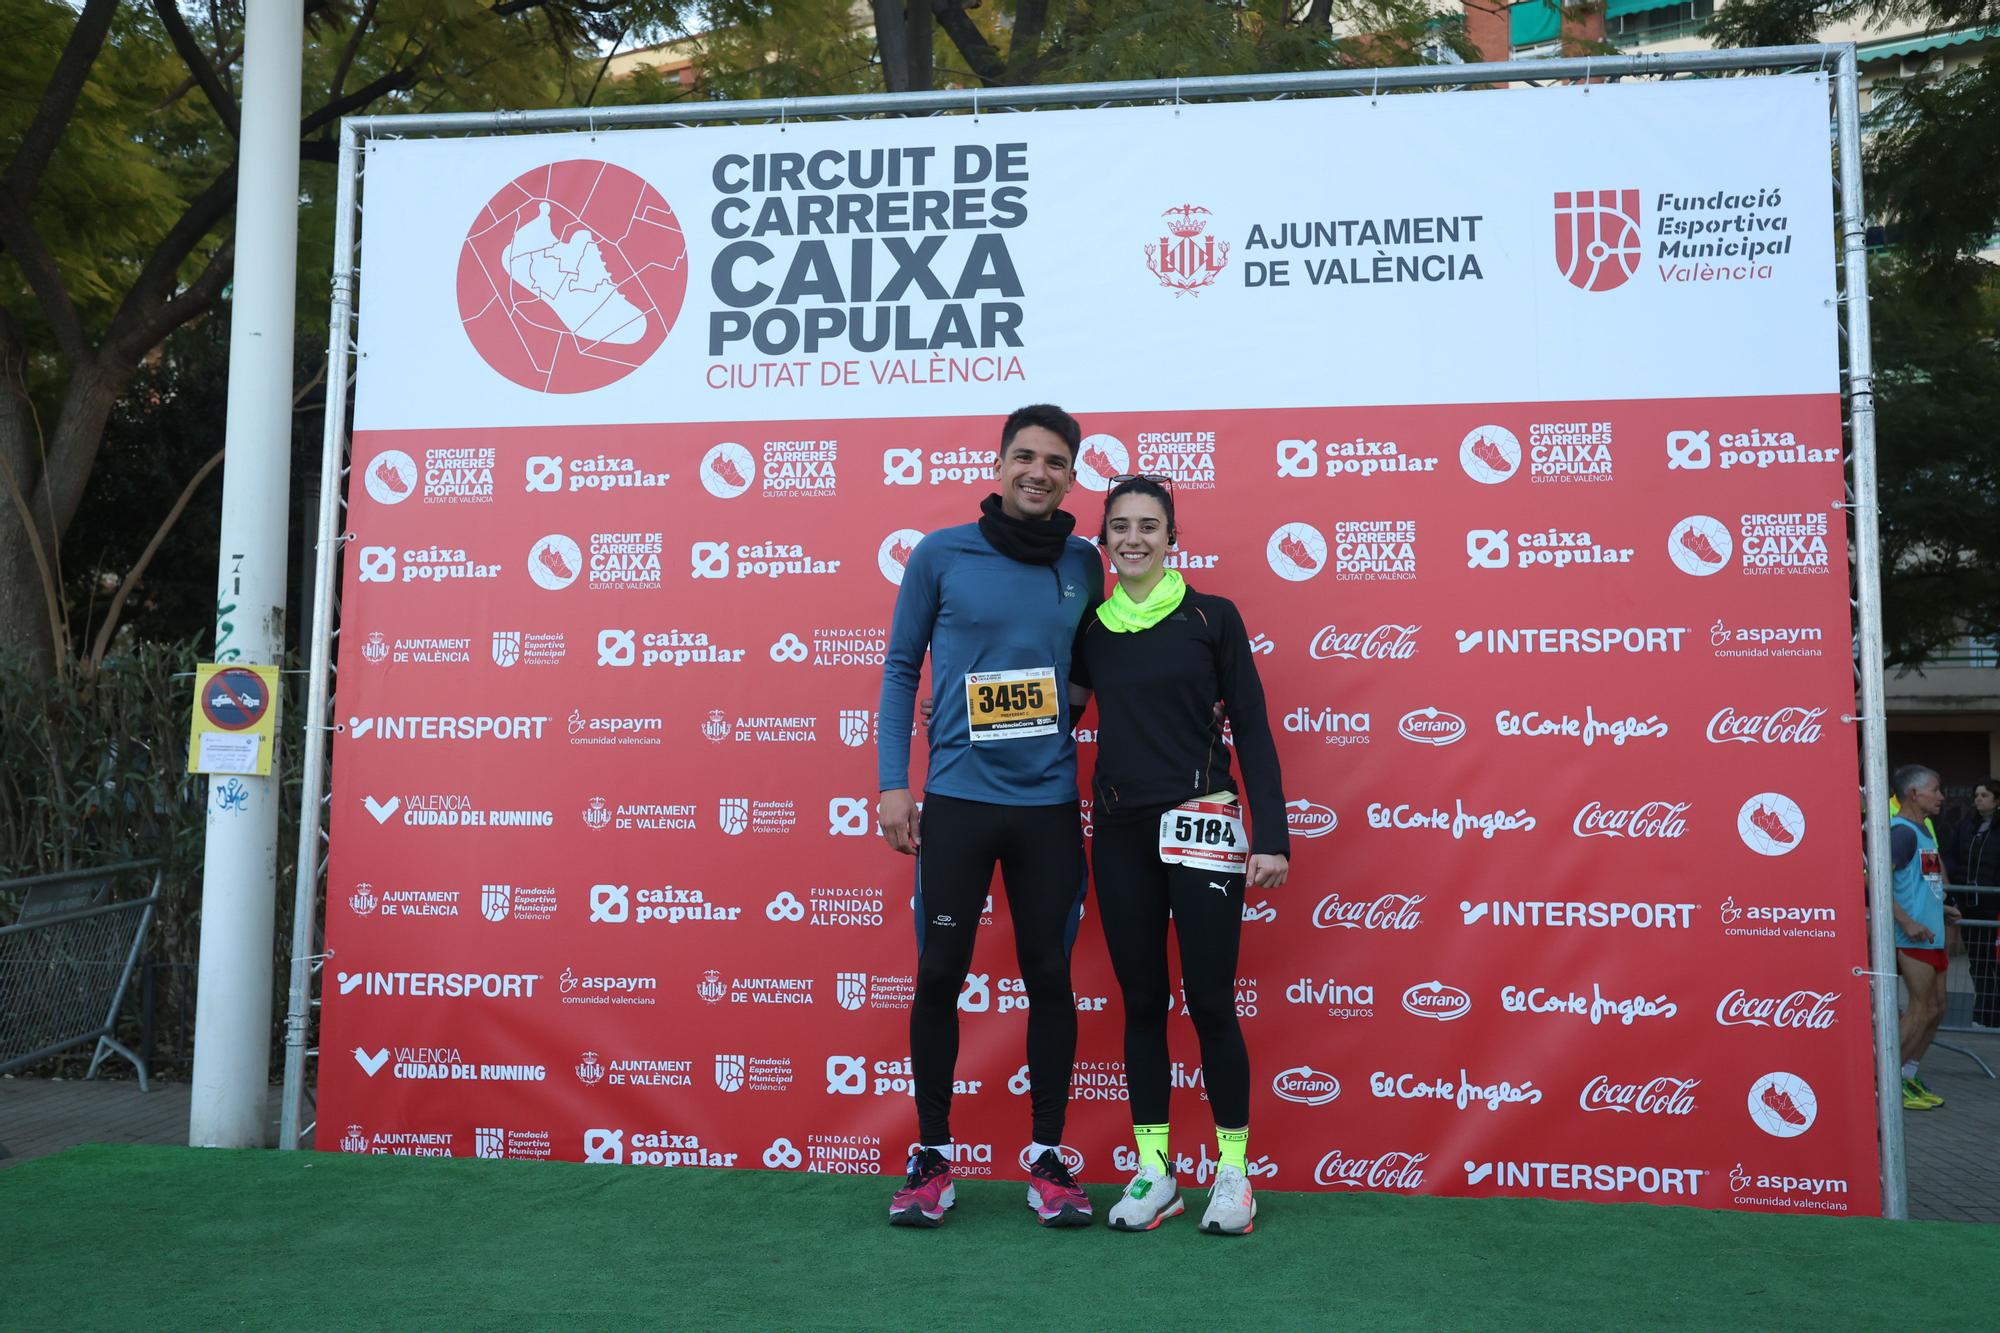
[[1835, 45, 1904, 1220], [189, 0, 303, 1149], [280, 121, 361, 1150]]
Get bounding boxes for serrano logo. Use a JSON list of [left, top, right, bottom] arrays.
[[1144, 204, 1230, 295], [1401, 981, 1470, 1021], [1398, 708, 1464, 746], [1554, 189, 1642, 292], [1737, 792, 1805, 856], [1286, 798, 1338, 839], [1272, 1066, 1341, 1106], [456, 160, 687, 393]]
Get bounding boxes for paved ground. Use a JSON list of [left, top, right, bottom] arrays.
[[6, 1054, 1997, 1220]]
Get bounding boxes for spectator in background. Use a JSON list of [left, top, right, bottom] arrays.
[[1944, 779, 2000, 1028], [1892, 764, 1958, 1109]]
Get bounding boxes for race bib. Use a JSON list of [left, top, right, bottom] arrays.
[[1158, 799, 1249, 874], [965, 667, 1059, 743]]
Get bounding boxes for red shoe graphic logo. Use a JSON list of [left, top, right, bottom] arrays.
[[1470, 436, 1511, 475], [538, 543, 575, 582], [1082, 444, 1118, 480], [710, 456, 748, 490], [888, 539, 914, 567], [1278, 535, 1320, 573], [1760, 1083, 1807, 1126], [373, 457, 410, 494], [1748, 804, 1795, 844], [1679, 527, 1725, 565]]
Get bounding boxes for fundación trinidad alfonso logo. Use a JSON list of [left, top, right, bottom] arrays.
[[1554, 189, 1642, 292], [456, 160, 689, 394], [1144, 205, 1230, 295]]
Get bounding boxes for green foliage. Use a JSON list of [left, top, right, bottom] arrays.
[[0, 640, 303, 1077], [1867, 59, 2000, 275]]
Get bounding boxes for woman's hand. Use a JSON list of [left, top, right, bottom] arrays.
[[1246, 853, 1288, 889]]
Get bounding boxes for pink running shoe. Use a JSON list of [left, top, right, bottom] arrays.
[[889, 1148, 955, 1227], [1026, 1148, 1093, 1227]]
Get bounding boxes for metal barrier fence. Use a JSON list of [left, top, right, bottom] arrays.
[[0, 861, 161, 1090], [1929, 891, 2000, 1078]]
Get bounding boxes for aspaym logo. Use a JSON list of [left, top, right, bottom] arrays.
[[1075, 434, 1129, 492], [456, 160, 687, 393], [1737, 792, 1805, 856], [1266, 522, 1326, 581], [1459, 426, 1520, 484], [1554, 189, 1642, 292]]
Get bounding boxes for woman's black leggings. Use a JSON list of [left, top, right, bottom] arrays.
[[1090, 807, 1250, 1127]]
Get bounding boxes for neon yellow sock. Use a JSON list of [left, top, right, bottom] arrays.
[[1216, 1126, 1249, 1173], [1133, 1123, 1171, 1174]]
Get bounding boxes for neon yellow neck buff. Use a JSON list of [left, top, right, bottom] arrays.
[[1096, 568, 1186, 632]]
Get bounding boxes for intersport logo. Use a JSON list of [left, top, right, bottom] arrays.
[[1308, 624, 1418, 662], [1272, 1066, 1341, 1105], [1715, 987, 1838, 1030], [1572, 800, 1690, 840], [1706, 706, 1826, 745], [1312, 892, 1423, 931], [1401, 981, 1471, 1021], [1313, 1148, 1428, 1191], [1579, 1075, 1699, 1116]]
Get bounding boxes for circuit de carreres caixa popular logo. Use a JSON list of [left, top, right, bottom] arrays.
[[457, 160, 689, 393]]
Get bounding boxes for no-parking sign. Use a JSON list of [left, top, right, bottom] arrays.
[[188, 663, 280, 775]]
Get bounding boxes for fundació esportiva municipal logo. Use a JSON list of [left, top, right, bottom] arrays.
[[1554, 189, 1642, 292], [457, 160, 688, 393], [1144, 205, 1230, 295]]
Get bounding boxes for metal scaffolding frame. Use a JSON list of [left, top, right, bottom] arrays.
[[278, 46, 1902, 1218]]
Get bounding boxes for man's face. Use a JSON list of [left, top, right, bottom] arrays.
[[1911, 775, 1945, 820], [995, 426, 1075, 521]]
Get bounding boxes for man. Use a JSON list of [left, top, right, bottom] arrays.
[[877, 404, 1104, 1228], [1891, 764, 1959, 1110]]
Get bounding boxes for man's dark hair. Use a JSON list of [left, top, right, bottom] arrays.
[[998, 404, 1081, 462], [1099, 475, 1177, 547]]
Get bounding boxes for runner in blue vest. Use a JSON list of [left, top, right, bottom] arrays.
[[878, 404, 1103, 1227], [1891, 764, 1956, 1109]]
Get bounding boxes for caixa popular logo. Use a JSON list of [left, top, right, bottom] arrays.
[[455, 160, 687, 393], [1313, 1148, 1428, 1191], [1554, 189, 1641, 292], [1715, 987, 1837, 1029], [1144, 205, 1229, 295], [1401, 981, 1471, 1022], [1271, 1065, 1340, 1106]]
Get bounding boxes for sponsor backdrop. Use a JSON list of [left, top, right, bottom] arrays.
[[319, 74, 1877, 1215]]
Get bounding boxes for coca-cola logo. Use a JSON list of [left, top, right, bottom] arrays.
[[1579, 1074, 1699, 1116], [1309, 624, 1419, 662], [1715, 988, 1838, 1029], [1572, 800, 1691, 840], [1397, 707, 1466, 746], [1272, 1065, 1341, 1106], [1312, 892, 1424, 931], [1401, 981, 1471, 1021], [1287, 798, 1338, 839], [1313, 1148, 1428, 1190], [1705, 706, 1827, 746]]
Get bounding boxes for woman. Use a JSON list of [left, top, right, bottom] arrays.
[[1070, 475, 1289, 1235], [1944, 779, 2000, 1027]]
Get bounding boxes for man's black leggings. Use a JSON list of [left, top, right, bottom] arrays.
[[1089, 806, 1250, 1128], [911, 793, 1086, 1146]]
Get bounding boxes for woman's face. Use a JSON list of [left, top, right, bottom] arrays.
[[1105, 493, 1171, 584], [1977, 785, 1997, 816]]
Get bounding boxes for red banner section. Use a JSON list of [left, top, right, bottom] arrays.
[[318, 394, 1876, 1216]]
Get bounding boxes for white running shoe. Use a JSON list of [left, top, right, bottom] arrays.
[[1107, 1167, 1184, 1232], [1201, 1164, 1256, 1235]]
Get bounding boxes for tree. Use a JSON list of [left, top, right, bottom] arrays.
[[0, 0, 683, 677]]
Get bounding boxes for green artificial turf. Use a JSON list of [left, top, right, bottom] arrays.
[[5, 1145, 1997, 1330]]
